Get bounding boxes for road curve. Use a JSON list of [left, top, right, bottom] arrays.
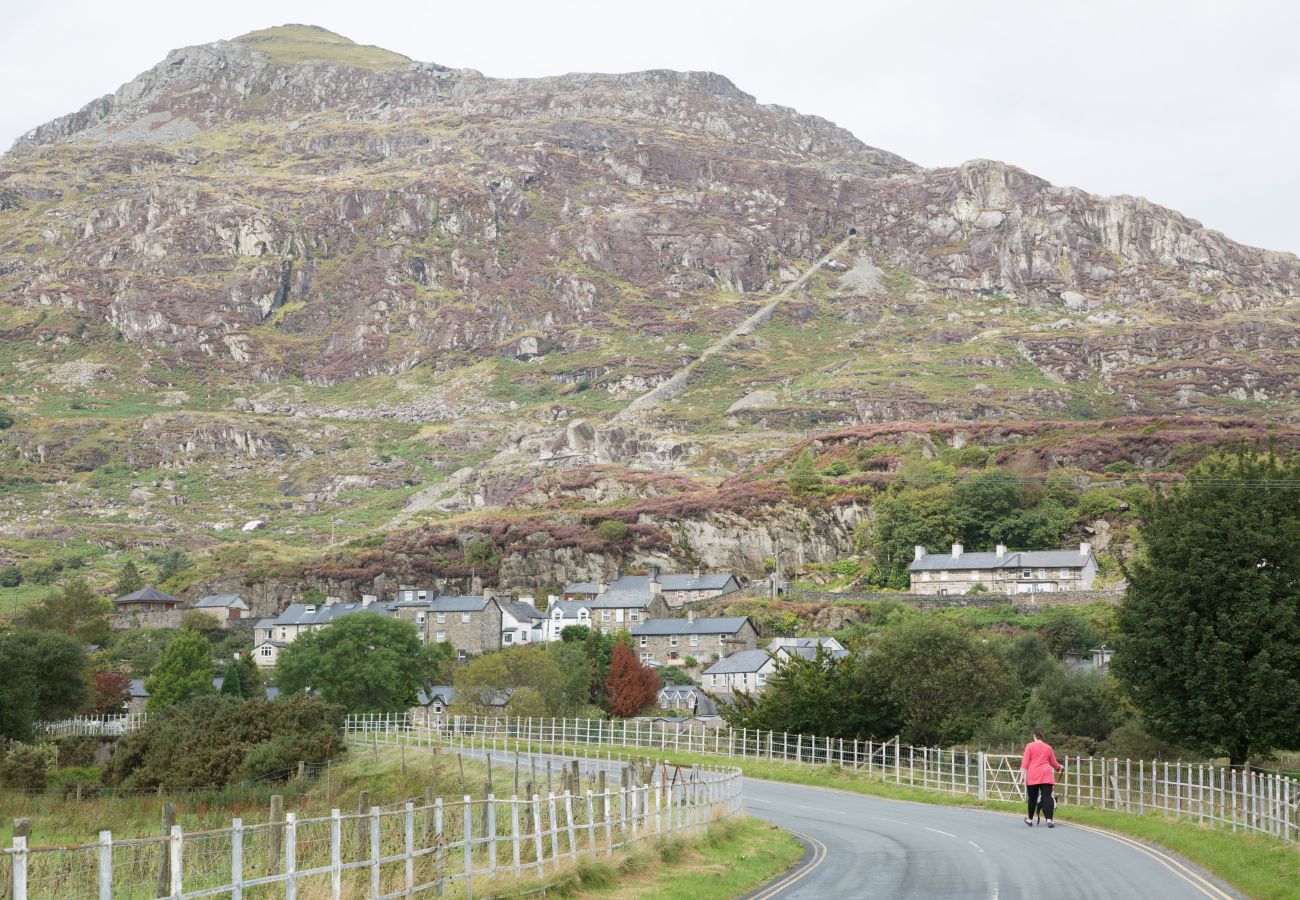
[[742, 778, 1241, 899]]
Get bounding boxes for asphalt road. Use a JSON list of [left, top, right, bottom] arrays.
[[742, 778, 1241, 899]]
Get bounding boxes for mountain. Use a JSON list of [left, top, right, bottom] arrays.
[[1, 26, 1298, 601]]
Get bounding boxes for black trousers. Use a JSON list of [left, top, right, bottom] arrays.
[[1027, 783, 1056, 820]]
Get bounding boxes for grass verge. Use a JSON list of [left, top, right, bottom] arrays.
[[476, 816, 801, 899], [462, 738, 1299, 900]]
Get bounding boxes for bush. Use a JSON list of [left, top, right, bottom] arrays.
[[0, 743, 56, 791], [48, 766, 104, 799], [821, 460, 850, 477], [596, 520, 629, 542], [0, 408, 13, 430], [21, 560, 61, 585], [0, 566, 20, 587]]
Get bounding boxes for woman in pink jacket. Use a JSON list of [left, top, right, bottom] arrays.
[[1020, 727, 1064, 827]]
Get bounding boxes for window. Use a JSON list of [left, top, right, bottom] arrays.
[[1060, 568, 1071, 578], [601, 610, 611, 622], [279, 628, 287, 640], [435, 631, 446, 643], [416, 614, 425, 627], [922, 572, 931, 581], [669, 651, 679, 660], [640, 652, 653, 663], [1022, 569, 1032, 579], [939, 570, 949, 580], [629, 611, 639, 622], [260, 646, 272, 658], [503, 633, 513, 644], [457, 650, 467, 661], [461, 612, 471, 623], [437, 612, 446, 624], [615, 609, 624, 622], [689, 634, 699, 647], [670, 635, 678, 647], [639, 635, 648, 647], [757, 673, 767, 686]]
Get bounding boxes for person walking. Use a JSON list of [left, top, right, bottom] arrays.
[[1020, 727, 1065, 827]]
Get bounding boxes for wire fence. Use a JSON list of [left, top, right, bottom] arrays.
[[3, 730, 742, 899], [350, 714, 1298, 846]]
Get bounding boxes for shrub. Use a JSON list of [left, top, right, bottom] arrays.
[[596, 520, 629, 542], [0, 408, 12, 429], [0, 566, 20, 587], [48, 766, 104, 798], [0, 743, 56, 791], [821, 460, 850, 477]]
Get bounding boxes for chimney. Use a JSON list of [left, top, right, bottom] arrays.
[[1079, 542, 1092, 557], [483, 588, 496, 602], [598, 581, 608, 594], [951, 543, 963, 559], [687, 610, 696, 623], [995, 544, 1007, 558], [694, 566, 702, 578], [914, 545, 925, 561], [471, 574, 483, 596], [614, 567, 623, 580], [361, 594, 376, 607], [649, 566, 662, 596]]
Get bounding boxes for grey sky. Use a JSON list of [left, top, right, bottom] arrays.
[[3, 0, 1297, 254]]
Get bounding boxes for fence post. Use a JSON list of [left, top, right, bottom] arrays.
[[486, 796, 497, 873], [98, 830, 113, 900], [157, 803, 175, 897], [269, 795, 284, 876], [434, 798, 445, 895], [330, 810, 341, 900], [169, 824, 183, 898], [231, 818, 244, 900], [462, 796, 473, 899], [11, 835, 26, 900], [285, 813, 297, 900], [586, 790, 597, 849], [405, 802, 415, 897], [977, 752, 987, 801], [357, 791, 370, 857], [532, 794, 545, 870], [362, 806, 378, 899], [510, 796, 521, 878]]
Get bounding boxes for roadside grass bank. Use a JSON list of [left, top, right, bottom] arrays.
[[452, 737, 1298, 900], [475, 816, 801, 900]]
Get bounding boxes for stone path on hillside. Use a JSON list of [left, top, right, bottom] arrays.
[[610, 233, 856, 424]]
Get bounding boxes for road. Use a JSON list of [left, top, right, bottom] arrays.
[[742, 778, 1240, 899]]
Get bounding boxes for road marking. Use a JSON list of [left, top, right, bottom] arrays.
[[967, 840, 985, 853], [1065, 821, 1236, 900], [749, 828, 828, 899], [924, 827, 957, 837]]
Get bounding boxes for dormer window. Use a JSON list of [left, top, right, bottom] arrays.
[[304, 605, 316, 614]]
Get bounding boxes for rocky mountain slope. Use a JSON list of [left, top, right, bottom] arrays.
[[1, 25, 1298, 602]]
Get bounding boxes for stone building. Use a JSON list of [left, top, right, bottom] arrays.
[[425, 595, 503, 660], [909, 543, 1098, 595], [630, 613, 757, 666], [252, 596, 392, 667], [563, 567, 740, 610]]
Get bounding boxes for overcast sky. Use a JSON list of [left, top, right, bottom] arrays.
[[3, 0, 1297, 254]]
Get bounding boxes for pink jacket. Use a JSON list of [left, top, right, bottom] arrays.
[[1021, 740, 1062, 785]]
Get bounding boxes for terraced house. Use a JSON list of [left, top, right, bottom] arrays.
[[391, 591, 504, 660], [630, 613, 758, 665], [909, 542, 1098, 595], [252, 596, 392, 667], [564, 567, 741, 610]]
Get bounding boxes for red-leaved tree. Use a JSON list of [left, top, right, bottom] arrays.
[[605, 642, 661, 717], [88, 671, 131, 714]]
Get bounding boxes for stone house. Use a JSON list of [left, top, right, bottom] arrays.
[[252, 596, 392, 667], [702, 649, 779, 694], [909, 543, 1098, 595], [424, 595, 503, 660], [192, 593, 250, 626], [630, 613, 757, 666], [411, 686, 455, 726]]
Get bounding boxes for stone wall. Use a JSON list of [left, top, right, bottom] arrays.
[[789, 589, 1121, 611]]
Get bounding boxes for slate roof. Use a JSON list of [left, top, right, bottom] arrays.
[[195, 593, 247, 608], [770, 637, 849, 660], [262, 601, 393, 628], [115, 587, 177, 605], [564, 573, 739, 595], [128, 678, 148, 698], [500, 600, 544, 622], [657, 685, 720, 717], [631, 617, 750, 636], [909, 548, 1093, 572], [587, 589, 656, 609], [702, 649, 774, 675], [547, 600, 593, 619], [417, 686, 455, 707]]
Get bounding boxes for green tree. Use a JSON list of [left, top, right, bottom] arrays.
[[787, 448, 822, 494], [722, 648, 897, 740], [1032, 671, 1124, 741], [238, 653, 266, 700], [0, 628, 89, 740], [1035, 607, 1102, 657], [1114, 448, 1300, 767], [996, 633, 1061, 697], [219, 659, 244, 697], [154, 549, 191, 584], [451, 645, 579, 717], [144, 629, 214, 711], [862, 484, 957, 588], [273, 614, 433, 713], [596, 520, 629, 543], [18, 580, 114, 646], [0, 566, 21, 588], [115, 560, 144, 595], [867, 618, 1015, 746], [953, 471, 1022, 548]]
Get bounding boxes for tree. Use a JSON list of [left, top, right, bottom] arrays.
[[996, 633, 1061, 697], [273, 614, 433, 713], [867, 618, 1015, 746], [1032, 671, 1124, 741], [953, 470, 1023, 548], [787, 448, 822, 494], [0, 566, 21, 588], [1035, 607, 1103, 657], [18, 580, 114, 646], [452, 645, 578, 718], [238, 653, 266, 700], [862, 484, 957, 589], [154, 549, 191, 584], [0, 628, 89, 740], [88, 671, 131, 714], [1115, 448, 1300, 767], [219, 660, 244, 697], [596, 520, 629, 542], [721, 648, 897, 740], [115, 560, 144, 596], [144, 628, 214, 711], [605, 643, 660, 718]]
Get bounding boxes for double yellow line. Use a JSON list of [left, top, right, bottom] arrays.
[[1066, 821, 1235, 900], [749, 829, 828, 899]]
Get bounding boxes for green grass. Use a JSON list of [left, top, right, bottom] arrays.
[[476, 816, 801, 900], [466, 738, 1299, 900], [233, 25, 411, 70]]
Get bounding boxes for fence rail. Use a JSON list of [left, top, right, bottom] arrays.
[[4, 730, 741, 899], [349, 714, 1297, 846], [34, 714, 148, 738]]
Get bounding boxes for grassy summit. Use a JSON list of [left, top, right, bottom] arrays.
[[233, 24, 411, 70]]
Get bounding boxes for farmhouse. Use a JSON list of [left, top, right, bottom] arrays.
[[540, 600, 593, 641], [630, 613, 757, 666], [909, 542, 1098, 595]]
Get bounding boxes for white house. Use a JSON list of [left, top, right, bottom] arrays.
[[768, 636, 848, 660], [909, 543, 1098, 595], [540, 600, 593, 641], [500, 599, 546, 646], [701, 649, 779, 694]]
